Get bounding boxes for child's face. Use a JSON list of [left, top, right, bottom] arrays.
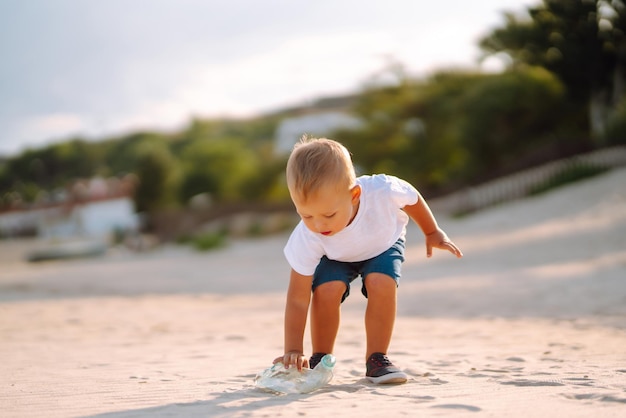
[[292, 184, 361, 237]]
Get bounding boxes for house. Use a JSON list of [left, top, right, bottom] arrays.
[[275, 110, 362, 154], [0, 175, 139, 242], [273, 95, 362, 154]]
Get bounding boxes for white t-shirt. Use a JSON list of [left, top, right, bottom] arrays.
[[283, 174, 419, 276]]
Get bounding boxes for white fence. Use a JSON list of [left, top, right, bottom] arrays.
[[429, 146, 626, 216]]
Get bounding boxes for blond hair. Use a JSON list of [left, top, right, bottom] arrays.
[[286, 136, 356, 202]]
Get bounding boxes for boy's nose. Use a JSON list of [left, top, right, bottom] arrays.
[[314, 219, 326, 231]]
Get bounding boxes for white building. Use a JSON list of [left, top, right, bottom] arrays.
[[41, 197, 138, 239], [275, 110, 362, 154], [0, 176, 139, 241]]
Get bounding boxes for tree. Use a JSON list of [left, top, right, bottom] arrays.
[[133, 142, 180, 213], [335, 67, 569, 193], [453, 68, 567, 181], [479, 0, 626, 142], [103, 132, 172, 177], [178, 138, 258, 204]]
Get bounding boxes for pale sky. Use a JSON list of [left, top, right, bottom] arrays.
[[0, 0, 537, 156]]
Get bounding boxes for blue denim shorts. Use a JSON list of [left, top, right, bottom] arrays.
[[312, 238, 405, 302]]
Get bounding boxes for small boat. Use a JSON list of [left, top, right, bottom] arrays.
[[26, 238, 107, 262]]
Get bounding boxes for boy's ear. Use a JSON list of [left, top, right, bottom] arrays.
[[350, 185, 362, 203]]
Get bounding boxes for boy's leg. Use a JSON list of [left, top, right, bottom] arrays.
[[363, 272, 407, 384], [363, 272, 397, 360], [310, 281, 346, 356]]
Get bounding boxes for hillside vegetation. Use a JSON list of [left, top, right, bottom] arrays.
[[2, 1, 625, 225]]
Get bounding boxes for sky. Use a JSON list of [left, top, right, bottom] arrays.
[[0, 0, 537, 157]]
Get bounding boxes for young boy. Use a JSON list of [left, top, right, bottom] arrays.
[[274, 137, 463, 384]]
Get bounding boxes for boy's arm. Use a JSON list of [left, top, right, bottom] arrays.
[[403, 192, 463, 258], [275, 268, 313, 371]]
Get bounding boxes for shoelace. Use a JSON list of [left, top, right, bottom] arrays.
[[369, 354, 392, 367]]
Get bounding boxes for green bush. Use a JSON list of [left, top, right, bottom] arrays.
[[603, 102, 626, 146], [191, 232, 227, 251]]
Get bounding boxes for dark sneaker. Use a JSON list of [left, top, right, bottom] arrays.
[[366, 352, 408, 384], [309, 352, 328, 369]]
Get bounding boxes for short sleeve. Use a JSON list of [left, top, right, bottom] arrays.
[[383, 175, 419, 207]]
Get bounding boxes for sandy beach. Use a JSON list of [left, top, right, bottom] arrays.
[[1, 168, 625, 417]]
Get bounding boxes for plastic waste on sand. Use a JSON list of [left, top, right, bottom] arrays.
[[254, 354, 336, 394]]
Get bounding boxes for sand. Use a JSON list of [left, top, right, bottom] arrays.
[[1, 168, 625, 417]]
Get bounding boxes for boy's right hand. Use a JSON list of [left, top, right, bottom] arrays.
[[425, 228, 463, 258], [273, 351, 309, 371]]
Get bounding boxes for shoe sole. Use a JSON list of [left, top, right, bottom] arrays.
[[366, 371, 408, 384]]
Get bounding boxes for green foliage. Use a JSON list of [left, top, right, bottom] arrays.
[[454, 67, 568, 181], [175, 117, 282, 204], [178, 137, 258, 203], [335, 66, 570, 194], [0, 116, 284, 213], [603, 97, 626, 145], [102, 132, 172, 177], [190, 231, 227, 251], [133, 141, 180, 213], [479, 0, 626, 139], [480, 0, 614, 99], [0, 138, 105, 192], [335, 73, 475, 193], [3, 0, 624, 216]]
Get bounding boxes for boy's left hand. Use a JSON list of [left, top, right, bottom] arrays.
[[425, 228, 463, 258]]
